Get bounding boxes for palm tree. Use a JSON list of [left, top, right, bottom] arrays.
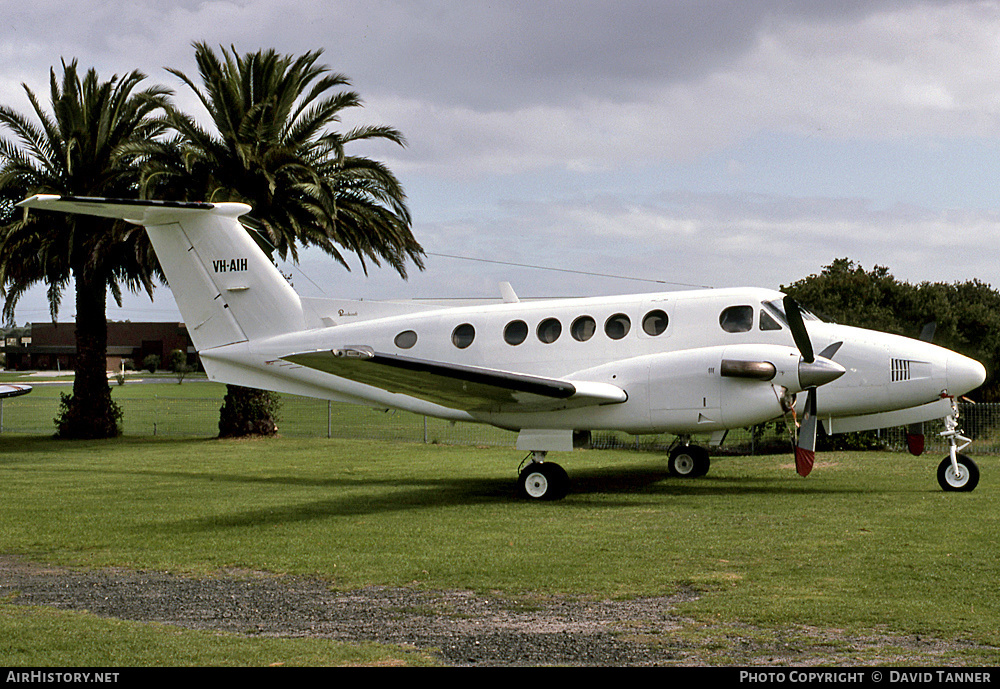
[[137, 43, 424, 436], [0, 60, 170, 438]]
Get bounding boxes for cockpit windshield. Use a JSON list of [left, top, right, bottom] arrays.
[[763, 299, 821, 325]]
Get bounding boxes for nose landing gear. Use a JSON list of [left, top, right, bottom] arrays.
[[937, 398, 979, 492]]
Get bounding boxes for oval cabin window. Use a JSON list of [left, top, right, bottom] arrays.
[[571, 316, 596, 342], [452, 323, 476, 349], [605, 313, 631, 340], [504, 320, 528, 345], [537, 318, 562, 344], [642, 309, 668, 336], [394, 330, 417, 349]]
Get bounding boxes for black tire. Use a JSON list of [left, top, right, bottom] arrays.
[[668, 445, 710, 478], [937, 454, 980, 492], [517, 462, 569, 501]]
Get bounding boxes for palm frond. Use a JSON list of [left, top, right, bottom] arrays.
[[146, 43, 423, 279]]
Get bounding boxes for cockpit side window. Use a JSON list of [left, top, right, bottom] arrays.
[[759, 309, 783, 331], [720, 305, 754, 333], [762, 300, 788, 327]]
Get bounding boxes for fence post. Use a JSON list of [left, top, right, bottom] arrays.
[[327, 400, 332, 439]]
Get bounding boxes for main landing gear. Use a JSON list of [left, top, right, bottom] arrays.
[[517, 451, 569, 501], [667, 444, 711, 478], [516, 443, 712, 500], [937, 401, 979, 492]]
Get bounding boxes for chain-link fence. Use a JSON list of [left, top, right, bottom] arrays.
[[1, 393, 997, 456], [0, 393, 520, 447]]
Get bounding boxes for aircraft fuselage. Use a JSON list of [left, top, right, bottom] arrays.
[[220, 285, 985, 439]]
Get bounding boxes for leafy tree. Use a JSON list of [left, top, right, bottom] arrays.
[[781, 258, 907, 335], [0, 60, 170, 437], [142, 354, 161, 374], [132, 43, 424, 436], [167, 348, 192, 384]]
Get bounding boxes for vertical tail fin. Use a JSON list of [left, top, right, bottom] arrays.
[[17, 196, 305, 351]]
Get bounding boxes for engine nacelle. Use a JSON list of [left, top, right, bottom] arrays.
[[483, 344, 843, 437], [644, 344, 805, 434]]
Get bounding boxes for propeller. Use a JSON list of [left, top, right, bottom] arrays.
[[782, 296, 844, 477], [783, 295, 814, 364]]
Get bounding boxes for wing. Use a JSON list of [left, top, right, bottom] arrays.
[[281, 347, 627, 413], [0, 384, 31, 399]]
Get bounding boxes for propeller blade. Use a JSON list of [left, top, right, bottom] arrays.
[[783, 296, 814, 363], [795, 388, 819, 477]]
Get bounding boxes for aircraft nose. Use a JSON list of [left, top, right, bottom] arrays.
[[947, 352, 987, 396]]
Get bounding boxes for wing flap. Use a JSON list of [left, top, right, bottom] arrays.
[[281, 348, 626, 412]]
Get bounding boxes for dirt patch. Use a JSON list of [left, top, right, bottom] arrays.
[[0, 555, 992, 666]]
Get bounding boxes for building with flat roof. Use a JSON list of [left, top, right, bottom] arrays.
[[3, 322, 195, 372]]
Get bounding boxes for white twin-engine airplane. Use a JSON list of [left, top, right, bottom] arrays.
[[19, 195, 989, 500]]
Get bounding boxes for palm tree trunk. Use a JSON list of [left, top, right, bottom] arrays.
[[218, 384, 280, 437], [54, 270, 121, 439]]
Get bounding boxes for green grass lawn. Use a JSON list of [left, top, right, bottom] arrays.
[[0, 434, 998, 665], [0, 377, 520, 445]]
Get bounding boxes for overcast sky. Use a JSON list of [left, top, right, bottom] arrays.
[[4, 0, 1000, 324]]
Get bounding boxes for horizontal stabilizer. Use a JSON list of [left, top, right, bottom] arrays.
[[18, 195, 233, 223], [282, 348, 627, 413]]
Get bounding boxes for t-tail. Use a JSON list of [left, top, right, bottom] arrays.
[[17, 195, 306, 353]]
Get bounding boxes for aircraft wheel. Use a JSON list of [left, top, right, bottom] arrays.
[[668, 445, 710, 478], [518, 462, 569, 501], [937, 454, 979, 492]]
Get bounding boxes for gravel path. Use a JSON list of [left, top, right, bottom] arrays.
[[0, 555, 700, 666], [1, 555, 992, 666]]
